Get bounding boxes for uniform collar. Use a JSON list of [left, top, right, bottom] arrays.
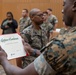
[[32, 25, 42, 30], [22, 16, 28, 19], [67, 26, 76, 33]]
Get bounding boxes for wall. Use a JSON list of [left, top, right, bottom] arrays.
[[0, 0, 63, 28]]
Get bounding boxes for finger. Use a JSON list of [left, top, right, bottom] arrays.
[[0, 46, 6, 53], [24, 43, 31, 46], [22, 39, 25, 45], [0, 46, 3, 51]]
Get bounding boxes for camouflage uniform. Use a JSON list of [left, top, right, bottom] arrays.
[[60, 27, 71, 35], [19, 17, 31, 33], [48, 15, 58, 29], [41, 21, 53, 39], [21, 25, 48, 68], [34, 27, 76, 75]]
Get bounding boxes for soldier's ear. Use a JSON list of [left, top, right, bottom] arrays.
[[31, 16, 34, 21], [72, 1, 76, 12], [30, 15, 34, 21]]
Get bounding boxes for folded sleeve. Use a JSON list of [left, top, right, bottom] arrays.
[[34, 54, 56, 75]]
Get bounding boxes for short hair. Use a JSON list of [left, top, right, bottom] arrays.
[[43, 11, 48, 15], [29, 8, 40, 17], [7, 12, 13, 18], [23, 9, 28, 13], [47, 8, 52, 11]]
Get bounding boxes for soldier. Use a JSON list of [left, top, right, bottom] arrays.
[[47, 8, 58, 30], [41, 11, 53, 40], [22, 8, 48, 50], [0, 0, 76, 75], [19, 9, 31, 33], [21, 8, 48, 68]]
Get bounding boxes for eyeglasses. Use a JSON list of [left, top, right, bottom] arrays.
[[35, 13, 43, 17], [43, 14, 47, 16]]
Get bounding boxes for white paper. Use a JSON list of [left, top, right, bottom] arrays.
[[0, 33, 26, 60]]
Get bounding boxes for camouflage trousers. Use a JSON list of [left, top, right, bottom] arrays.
[[22, 56, 36, 68]]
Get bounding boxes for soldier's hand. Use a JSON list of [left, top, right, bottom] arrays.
[[24, 43, 41, 56], [0, 46, 7, 63], [24, 43, 33, 55], [22, 39, 33, 55]]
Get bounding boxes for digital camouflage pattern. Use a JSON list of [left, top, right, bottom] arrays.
[[59, 27, 70, 35], [19, 17, 31, 33], [41, 21, 53, 38], [48, 15, 58, 28], [22, 56, 36, 68], [21, 25, 48, 68], [22, 25, 48, 49], [60, 28, 67, 34], [34, 54, 56, 75], [34, 27, 76, 75]]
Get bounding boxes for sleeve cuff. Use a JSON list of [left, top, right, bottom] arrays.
[[34, 54, 56, 75]]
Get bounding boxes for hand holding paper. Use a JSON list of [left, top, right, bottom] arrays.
[[0, 33, 26, 60], [0, 46, 7, 63]]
